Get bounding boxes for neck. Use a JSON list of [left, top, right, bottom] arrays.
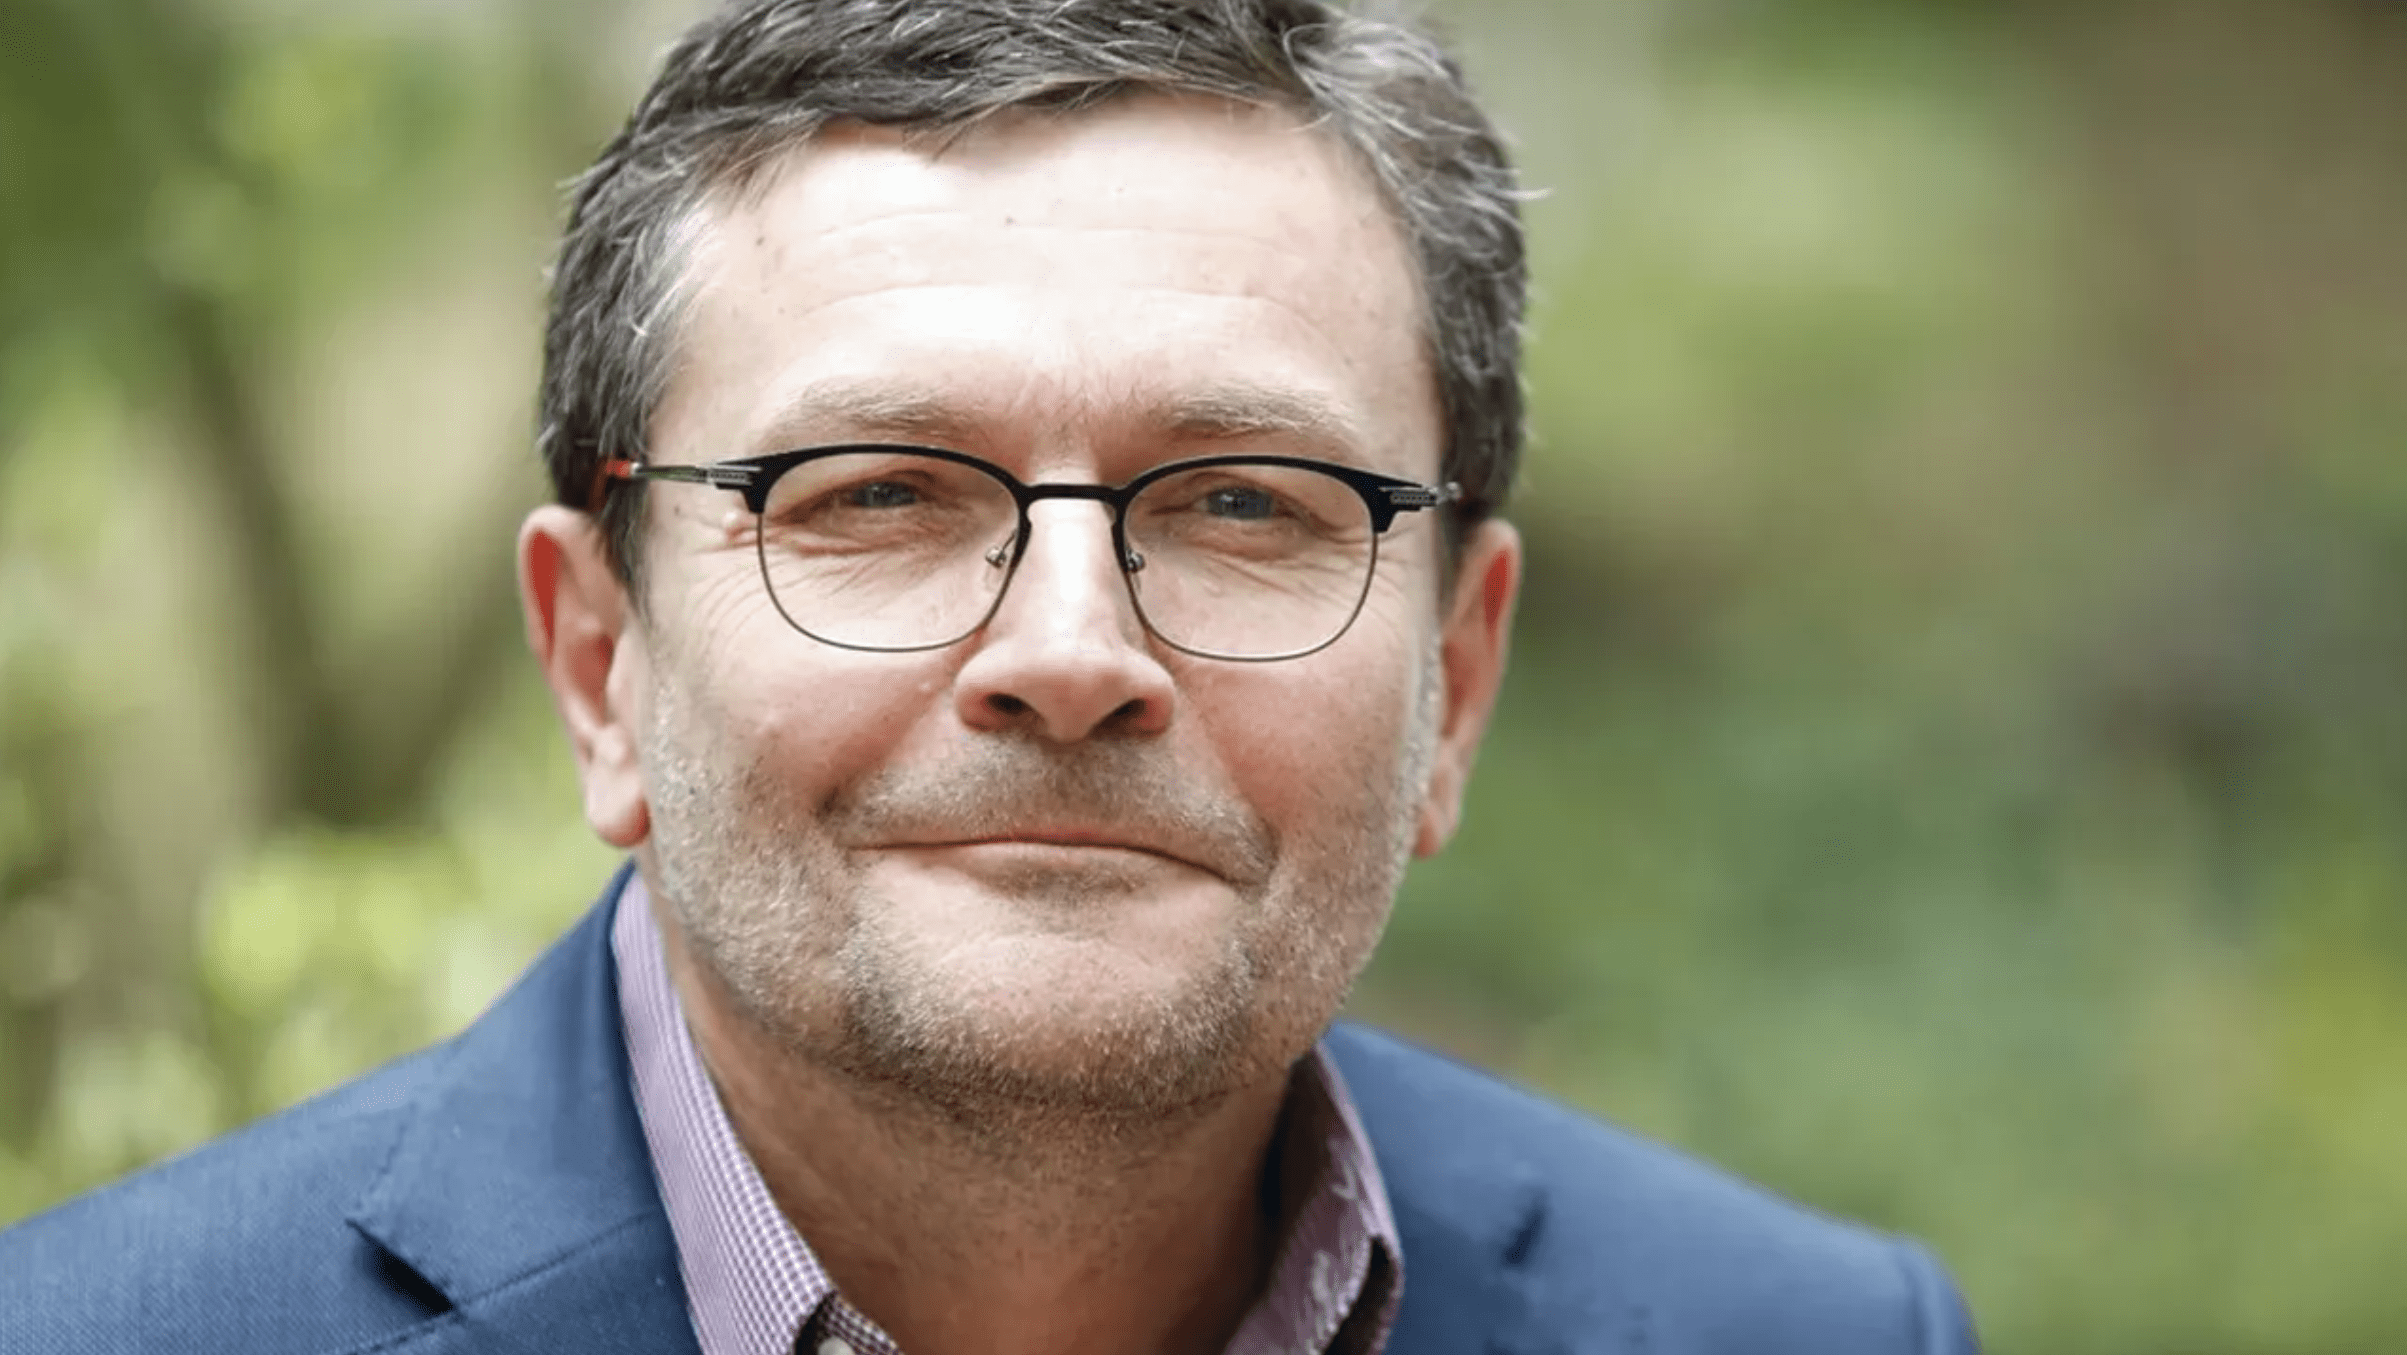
[[659, 911, 1291, 1355]]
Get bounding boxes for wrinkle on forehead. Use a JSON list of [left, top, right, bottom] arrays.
[[733, 373, 1378, 469], [677, 90, 1416, 321], [651, 89, 1441, 484]]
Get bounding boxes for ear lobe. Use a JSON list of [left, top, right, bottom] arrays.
[[1414, 519, 1521, 858], [518, 506, 651, 849]]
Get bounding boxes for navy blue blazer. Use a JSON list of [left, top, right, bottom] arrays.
[[0, 876, 1977, 1353]]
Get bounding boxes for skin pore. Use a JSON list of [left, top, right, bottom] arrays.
[[518, 94, 1520, 1355]]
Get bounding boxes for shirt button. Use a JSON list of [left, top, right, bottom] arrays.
[[816, 1340, 855, 1355]]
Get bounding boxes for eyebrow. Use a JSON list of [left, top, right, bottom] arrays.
[[1157, 384, 1363, 448], [744, 376, 1370, 461], [746, 376, 979, 453]]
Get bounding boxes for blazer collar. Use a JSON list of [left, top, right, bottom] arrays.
[[1325, 1021, 1560, 1355], [346, 865, 699, 1352]]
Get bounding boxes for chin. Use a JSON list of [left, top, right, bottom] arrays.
[[822, 925, 1286, 1122]]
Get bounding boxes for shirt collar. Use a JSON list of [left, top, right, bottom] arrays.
[[611, 873, 1403, 1355]]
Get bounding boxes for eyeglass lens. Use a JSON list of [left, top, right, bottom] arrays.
[[752, 450, 1381, 658]]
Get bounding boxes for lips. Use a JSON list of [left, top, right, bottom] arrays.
[[821, 745, 1276, 887], [897, 830, 1206, 872]]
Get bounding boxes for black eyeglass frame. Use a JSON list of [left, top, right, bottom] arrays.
[[602, 444, 1461, 661]]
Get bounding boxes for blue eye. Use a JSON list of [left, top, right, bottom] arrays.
[[1204, 485, 1278, 520]]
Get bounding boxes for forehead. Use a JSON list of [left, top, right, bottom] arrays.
[[651, 93, 1439, 474]]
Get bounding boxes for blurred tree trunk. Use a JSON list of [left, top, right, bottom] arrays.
[[0, 0, 636, 1158]]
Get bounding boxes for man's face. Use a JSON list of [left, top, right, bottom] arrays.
[[542, 95, 1517, 1121]]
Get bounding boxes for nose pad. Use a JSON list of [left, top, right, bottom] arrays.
[[999, 501, 1148, 639], [985, 528, 1140, 579], [952, 502, 1174, 741]]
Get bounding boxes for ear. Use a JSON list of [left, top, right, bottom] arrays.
[[518, 505, 650, 849], [1414, 518, 1521, 857]]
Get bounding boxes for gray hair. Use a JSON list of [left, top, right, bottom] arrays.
[[538, 0, 1527, 589]]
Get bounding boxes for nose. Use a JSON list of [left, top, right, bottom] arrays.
[[952, 499, 1176, 742]]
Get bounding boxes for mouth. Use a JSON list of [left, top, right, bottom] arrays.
[[891, 831, 1212, 875]]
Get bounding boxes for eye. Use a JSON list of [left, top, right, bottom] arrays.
[[1202, 485, 1280, 520], [842, 480, 921, 510]]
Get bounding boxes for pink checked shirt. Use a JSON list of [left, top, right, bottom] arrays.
[[612, 877, 1404, 1355]]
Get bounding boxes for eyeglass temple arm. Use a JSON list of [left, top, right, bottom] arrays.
[[601, 458, 762, 488], [590, 458, 766, 511], [1365, 479, 1461, 532], [1384, 482, 1460, 509]]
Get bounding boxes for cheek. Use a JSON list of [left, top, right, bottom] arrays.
[[1182, 641, 1418, 840], [746, 660, 950, 799], [655, 555, 950, 796], [726, 665, 952, 815]]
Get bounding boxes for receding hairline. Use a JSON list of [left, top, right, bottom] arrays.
[[654, 86, 1432, 351], [641, 90, 1440, 464]]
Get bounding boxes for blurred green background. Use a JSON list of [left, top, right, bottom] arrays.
[[3, 0, 2404, 1348]]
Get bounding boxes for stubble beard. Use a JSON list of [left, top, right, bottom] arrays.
[[639, 654, 1440, 1151]]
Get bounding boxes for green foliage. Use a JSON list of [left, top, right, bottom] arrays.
[[4, 1, 2404, 1351]]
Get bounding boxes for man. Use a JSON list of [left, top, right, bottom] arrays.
[[0, 2, 1977, 1352]]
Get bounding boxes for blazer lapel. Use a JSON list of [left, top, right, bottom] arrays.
[[345, 868, 700, 1354], [1379, 1164, 1555, 1355], [1326, 1022, 1562, 1355]]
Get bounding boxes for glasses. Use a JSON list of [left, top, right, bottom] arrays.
[[603, 445, 1459, 661]]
